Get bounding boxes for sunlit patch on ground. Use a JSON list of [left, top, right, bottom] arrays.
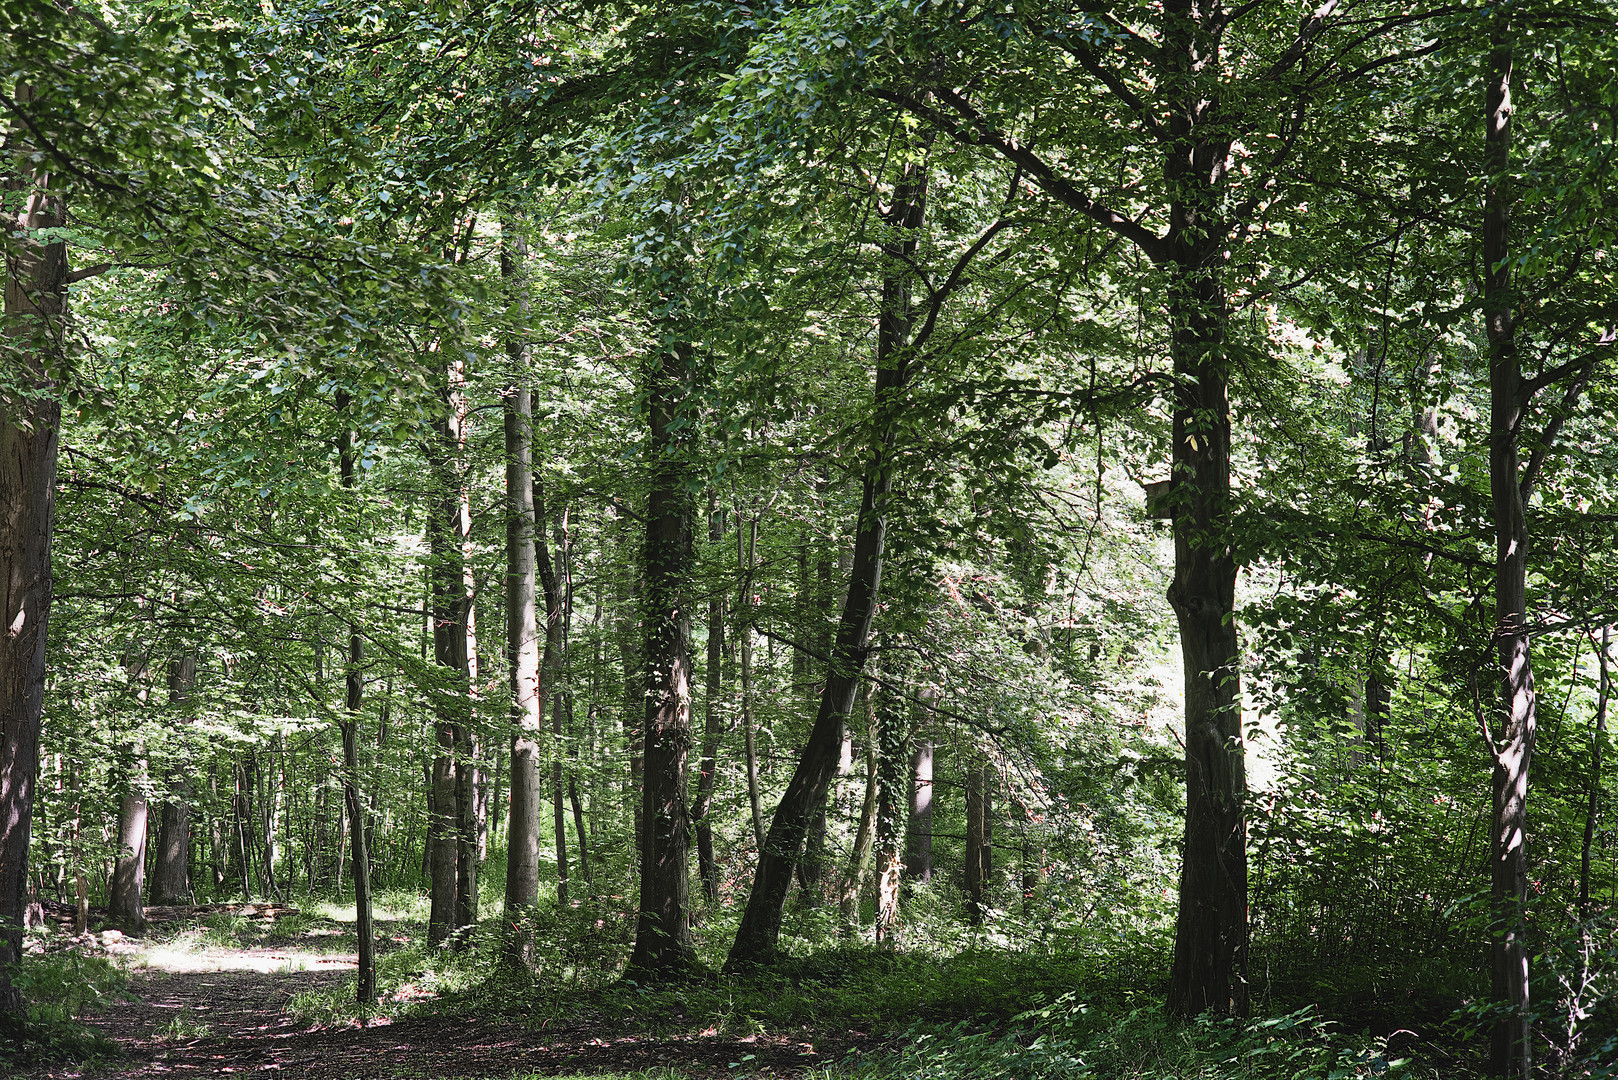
[[132, 943, 358, 974]]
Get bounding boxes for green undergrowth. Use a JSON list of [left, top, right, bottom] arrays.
[[833, 1003, 1436, 1080], [0, 948, 126, 1068]]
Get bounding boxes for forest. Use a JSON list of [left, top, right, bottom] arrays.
[[2, 0, 1617, 1077]]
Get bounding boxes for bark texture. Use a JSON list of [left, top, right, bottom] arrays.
[[625, 323, 700, 978], [1161, 0, 1247, 1016], [1483, 31, 1533, 1078], [502, 384, 544, 950], [1, 88, 65, 1010]]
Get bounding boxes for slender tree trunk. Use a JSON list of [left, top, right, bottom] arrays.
[[964, 758, 991, 925], [1580, 627, 1611, 915], [569, 771, 592, 890], [552, 693, 570, 906], [726, 157, 927, 971], [535, 483, 569, 905], [840, 695, 879, 931], [0, 79, 65, 1016], [150, 657, 197, 904], [1483, 29, 1533, 1077], [625, 311, 700, 979], [502, 378, 544, 961], [874, 686, 905, 944], [694, 505, 725, 905], [426, 368, 471, 946], [738, 519, 765, 853], [335, 422, 376, 1006]]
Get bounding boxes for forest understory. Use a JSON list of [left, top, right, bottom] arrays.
[[8, 896, 1481, 1080]]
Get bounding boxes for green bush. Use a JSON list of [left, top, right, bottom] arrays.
[[0, 949, 127, 1067]]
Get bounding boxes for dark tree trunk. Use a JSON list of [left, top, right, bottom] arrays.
[[150, 657, 197, 905], [964, 759, 991, 924], [336, 424, 376, 1006], [425, 377, 471, 946], [1581, 627, 1612, 916], [725, 156, 926, 971], [535, 495, 569, 906], [454, 728, 480, 934], [0, 78, 65, 1016], [737, 519, 766, 855], [1483, 29, 1533, 1077], [625, 319, 700, 979], [1160, 0, 1247, 1015]]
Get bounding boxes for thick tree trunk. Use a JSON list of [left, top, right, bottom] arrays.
[[1483, 31, 1533, 1078], [625, 322, 700, 979], [725, 158, 926, 970], [150, 657, 197, 905], [108, 759, 150, 933], [0, 79, 65, 1016], [1159, 4, 1247, 1007], [502, 382, 544, 957]]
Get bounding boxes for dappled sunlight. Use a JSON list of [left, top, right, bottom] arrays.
[[131, 941, 357, 975]]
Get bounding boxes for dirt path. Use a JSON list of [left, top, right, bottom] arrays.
[[30, 947, 870, 1080]]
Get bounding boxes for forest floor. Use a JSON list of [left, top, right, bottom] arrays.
[[16, 912, 878, 1080]]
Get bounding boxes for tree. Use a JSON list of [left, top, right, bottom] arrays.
[[0, 75, 65, 1018]]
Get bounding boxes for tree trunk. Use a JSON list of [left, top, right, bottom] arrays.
[[150, 657, 197, 905], [694, 505, 725, 905], [738, 519, 766, 854], [725, 158, 926, 970], [0, 78, 65, 1016], [874, 686, 905, 944], [906, 736, 933, 884], [108, 757, 150, 933], [964, 758, 991, 924], [535, 495, 569, 907], [1581, 627, 1611, 915], [1160, 1, 1247, 1010], [1483, 29, 1533, 1077], [341, 639, 375, 1005], [625, 315, 700, 979], [569, 771, 592, 890], [501, 379, 544, 960], [425, 368, 471, 946], [840, 696, 879, 931], [335, 422, 376, 1006]]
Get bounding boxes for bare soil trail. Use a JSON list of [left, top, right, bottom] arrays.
[[22, 928, 870, 1080]]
